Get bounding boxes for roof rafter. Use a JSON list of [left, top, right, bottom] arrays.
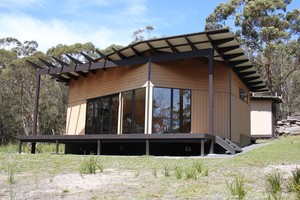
[[81, 52, 95, 63], [218, 45, 240, 53], [223, 53, 244, 60], [129, 45, 142, 57], [39, 58, 78, 80], [147, 42, 158, 55], [229, 59, 249, 66], [112, 47, 127, 59], [52, 56, 87, 78], [165, 40, 179, 53], [185, 36, 197, 50], [66, 54, 83, 65], [211, 37, 234, 46], [96, 50, 109, 61]]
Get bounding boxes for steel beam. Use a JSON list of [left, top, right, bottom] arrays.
[[208, 48, 214, 135], [33, 71, 40, 135]]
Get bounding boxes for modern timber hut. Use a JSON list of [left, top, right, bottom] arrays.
[[19, 28, 268, 156], [250, 94, 282, 138]]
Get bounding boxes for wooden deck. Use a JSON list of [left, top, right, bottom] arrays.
[[18, 133, 215, 156]]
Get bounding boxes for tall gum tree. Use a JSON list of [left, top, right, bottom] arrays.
[[205, 0, 300, 116]]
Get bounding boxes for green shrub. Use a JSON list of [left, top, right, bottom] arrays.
[[226, 175, 247, 200], [266, 172, 283, 199], [79, 155, 103, 175]]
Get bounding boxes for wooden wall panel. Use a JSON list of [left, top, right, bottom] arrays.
[[214, 92, 230, 138], [66, 100, 86, 135], [191, 90, 209, 133], [151, 59, 229, 93], [68, 64, 148, 104], [231, 71, 251, 146], [251, 100, 273, 136]]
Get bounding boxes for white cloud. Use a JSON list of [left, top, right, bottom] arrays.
[[0, 0, 155, 52], [0, 12, 134, 52]]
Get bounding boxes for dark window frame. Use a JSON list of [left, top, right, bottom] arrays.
[[85, 93, 119, 134], [122, 88, 146, 134], [239, 87, 248, 103], [152, 87, 191, 133]]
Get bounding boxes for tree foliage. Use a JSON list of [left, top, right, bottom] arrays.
[[131, 25, 155, 44], [206, 0, 300, 117], [0, 38, 114, 144]]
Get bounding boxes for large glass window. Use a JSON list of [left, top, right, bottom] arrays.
[[122, 88, 145, 134], [153, 88, 191, 133], [86, 94, 119, 134]]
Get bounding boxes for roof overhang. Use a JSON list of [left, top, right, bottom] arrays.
[[27, 28, 268, 92]]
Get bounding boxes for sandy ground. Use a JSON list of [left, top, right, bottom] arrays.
[[0, 163, 299, 200]]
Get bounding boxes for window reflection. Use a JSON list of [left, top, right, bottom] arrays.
[[86, 94, 118, 134], [122, 88, 145, 134], [153, 88, 191, 133]]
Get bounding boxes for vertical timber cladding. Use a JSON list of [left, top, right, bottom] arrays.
[[250, 99, 273, 136], [66, 64, 148, 135], [150, 58, 230, 137], [230, 70, 251, 146]]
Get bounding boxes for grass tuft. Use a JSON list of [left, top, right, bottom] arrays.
[[174, 166, 183, 179], [185, 166, 197, 180], [152, 168, 157, 178], [288, 168, 300, 199], [266, 172, 283, 199], [193, 161, 203, 173], [226, 175, 247, 200], [7, 163, 15, 185], [79, 155, 103, 175], [163, 166, 170, 177]]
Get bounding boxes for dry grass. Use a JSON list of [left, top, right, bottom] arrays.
[[0, 135, 299, 199]]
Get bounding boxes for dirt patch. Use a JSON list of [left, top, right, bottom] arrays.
[[0, 169, 141, 200], [263, 164, 299, 177]]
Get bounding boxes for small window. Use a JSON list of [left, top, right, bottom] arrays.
[[239, 88, 248, 103]]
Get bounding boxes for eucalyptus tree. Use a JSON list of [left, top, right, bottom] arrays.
[[205, 0, 300, 116]]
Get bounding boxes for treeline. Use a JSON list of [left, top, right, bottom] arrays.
[[0, 39, 124, 144]]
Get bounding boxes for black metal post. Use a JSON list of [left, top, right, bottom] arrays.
[[18, 141, 22, 154], [31, 142, 36, 154], [201, 140, 204, 157], [209, 139, 214, 154], [146, 139, 149, 155], [209, 48, 214, 135], [55, 140, 59, 154], [97, 140, 101, 155], [33, 70, 41, 135]]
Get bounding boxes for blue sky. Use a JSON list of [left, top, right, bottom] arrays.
[[0, 0, 299, 52]]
